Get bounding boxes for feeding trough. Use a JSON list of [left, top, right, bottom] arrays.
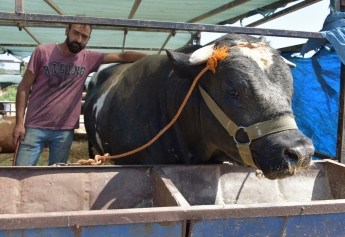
[[1, 160, 345, 236]]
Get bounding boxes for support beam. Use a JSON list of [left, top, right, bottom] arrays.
[[14, 20, 41, 44], [192, 32, 201, 45], [0, 21, 190, 33], [0, 46, 8, 54], [160, 0, 249, 57], [152, 0, 321, 55], [0, 46, 25, 62], [43, 0, 65, 15], [187, 0, 249, 23], [123, 0, 142, 53], [122, 30, 127, 52], [14, 0, 61, 48], [158, 33, 173, 54], [128, 0, 142, 19], [246, 0, 322, 27], [218, 0, 299, 25], [0, 44, 163, 51], [23, 27, 41, 45], [15, 0, 25, 15], [0, 12, 324, 39]]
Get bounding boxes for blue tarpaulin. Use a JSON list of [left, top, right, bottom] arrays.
[[283, 46, 340, 157], [301, 11, 345, 66], [296, 4, 345, 158]]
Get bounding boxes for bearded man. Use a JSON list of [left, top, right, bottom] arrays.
[[12, 24, 147, 166]]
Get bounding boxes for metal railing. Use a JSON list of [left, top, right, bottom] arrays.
[[0, 101, 16, 116]]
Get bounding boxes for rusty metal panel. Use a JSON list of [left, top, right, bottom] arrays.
[[0, 161, 345, 236], [152, 166, 190, 207], [0, 167, 154, 214], [161, 162, 335, 206], [2, 201, 345, 230], [326, 160, 345, 199]]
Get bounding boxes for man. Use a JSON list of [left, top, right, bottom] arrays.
[[12, 23, 147, 166]]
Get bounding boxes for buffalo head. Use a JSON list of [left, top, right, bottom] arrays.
[[167, 34, 314, 179]]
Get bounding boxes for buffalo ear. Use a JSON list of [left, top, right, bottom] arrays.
[[166, 50, 204, 78]]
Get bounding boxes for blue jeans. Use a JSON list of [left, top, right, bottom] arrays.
[[16, 128, 74, 166]]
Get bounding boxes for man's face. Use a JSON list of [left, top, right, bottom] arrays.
[[65, 24, 91, 54]]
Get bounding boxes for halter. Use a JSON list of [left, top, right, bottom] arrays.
[[198, 86, 298, 168]]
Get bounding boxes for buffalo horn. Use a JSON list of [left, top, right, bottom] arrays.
[[281, 56, 296, 68], [189, 44, 215, 65]]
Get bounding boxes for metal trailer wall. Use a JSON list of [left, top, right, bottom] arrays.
[[1, 2, 345, 236], [1, 160, 345, 236]]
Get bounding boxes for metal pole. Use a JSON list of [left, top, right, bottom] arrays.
[[0, 12, 324, 39], [15, 0, 24, 15], [336, 1, 345, 164], [337, 64, 345, 163], [192, 32, 201, 45]]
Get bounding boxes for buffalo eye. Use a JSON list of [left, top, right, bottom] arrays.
[[228, 91, 239, 97]]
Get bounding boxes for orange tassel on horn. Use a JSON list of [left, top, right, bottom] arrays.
[[207, 46, 229, 73]]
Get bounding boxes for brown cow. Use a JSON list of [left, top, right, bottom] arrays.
[[0, 116, 16, 153]]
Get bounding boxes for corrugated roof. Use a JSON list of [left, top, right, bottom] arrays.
[[0, 0, 323, 59]]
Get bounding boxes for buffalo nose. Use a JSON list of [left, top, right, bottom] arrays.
[[285, 143, 314, 166]]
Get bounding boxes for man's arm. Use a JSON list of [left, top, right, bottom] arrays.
[[12, 69, 36, 145], [102, 51, 148, 64]]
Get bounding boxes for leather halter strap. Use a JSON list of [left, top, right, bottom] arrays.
[[198, 85, 298, 168]]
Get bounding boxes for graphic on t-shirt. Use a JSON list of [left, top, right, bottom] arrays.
[[42, 62, 86, 88]]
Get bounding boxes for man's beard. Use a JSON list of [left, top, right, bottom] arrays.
[[66, 35, 85, 54]]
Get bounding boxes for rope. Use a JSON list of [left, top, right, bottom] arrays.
[[78, 46, 229, 165]]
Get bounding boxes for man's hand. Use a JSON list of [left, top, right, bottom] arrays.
[[12, 123, 25, 146], [12, 68, 35, 146]]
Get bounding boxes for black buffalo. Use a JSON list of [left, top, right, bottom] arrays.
[[84, 33, 314, 179]]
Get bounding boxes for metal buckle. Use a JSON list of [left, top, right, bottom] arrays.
[[233, 126, 251, 145]]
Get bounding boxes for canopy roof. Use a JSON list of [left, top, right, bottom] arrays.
[[0, 0, 324, 59]]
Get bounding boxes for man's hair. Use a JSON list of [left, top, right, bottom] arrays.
[[68, 24, 92, 34]]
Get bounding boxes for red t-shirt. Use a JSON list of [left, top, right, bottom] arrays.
[[25, 43, 104, 129]]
